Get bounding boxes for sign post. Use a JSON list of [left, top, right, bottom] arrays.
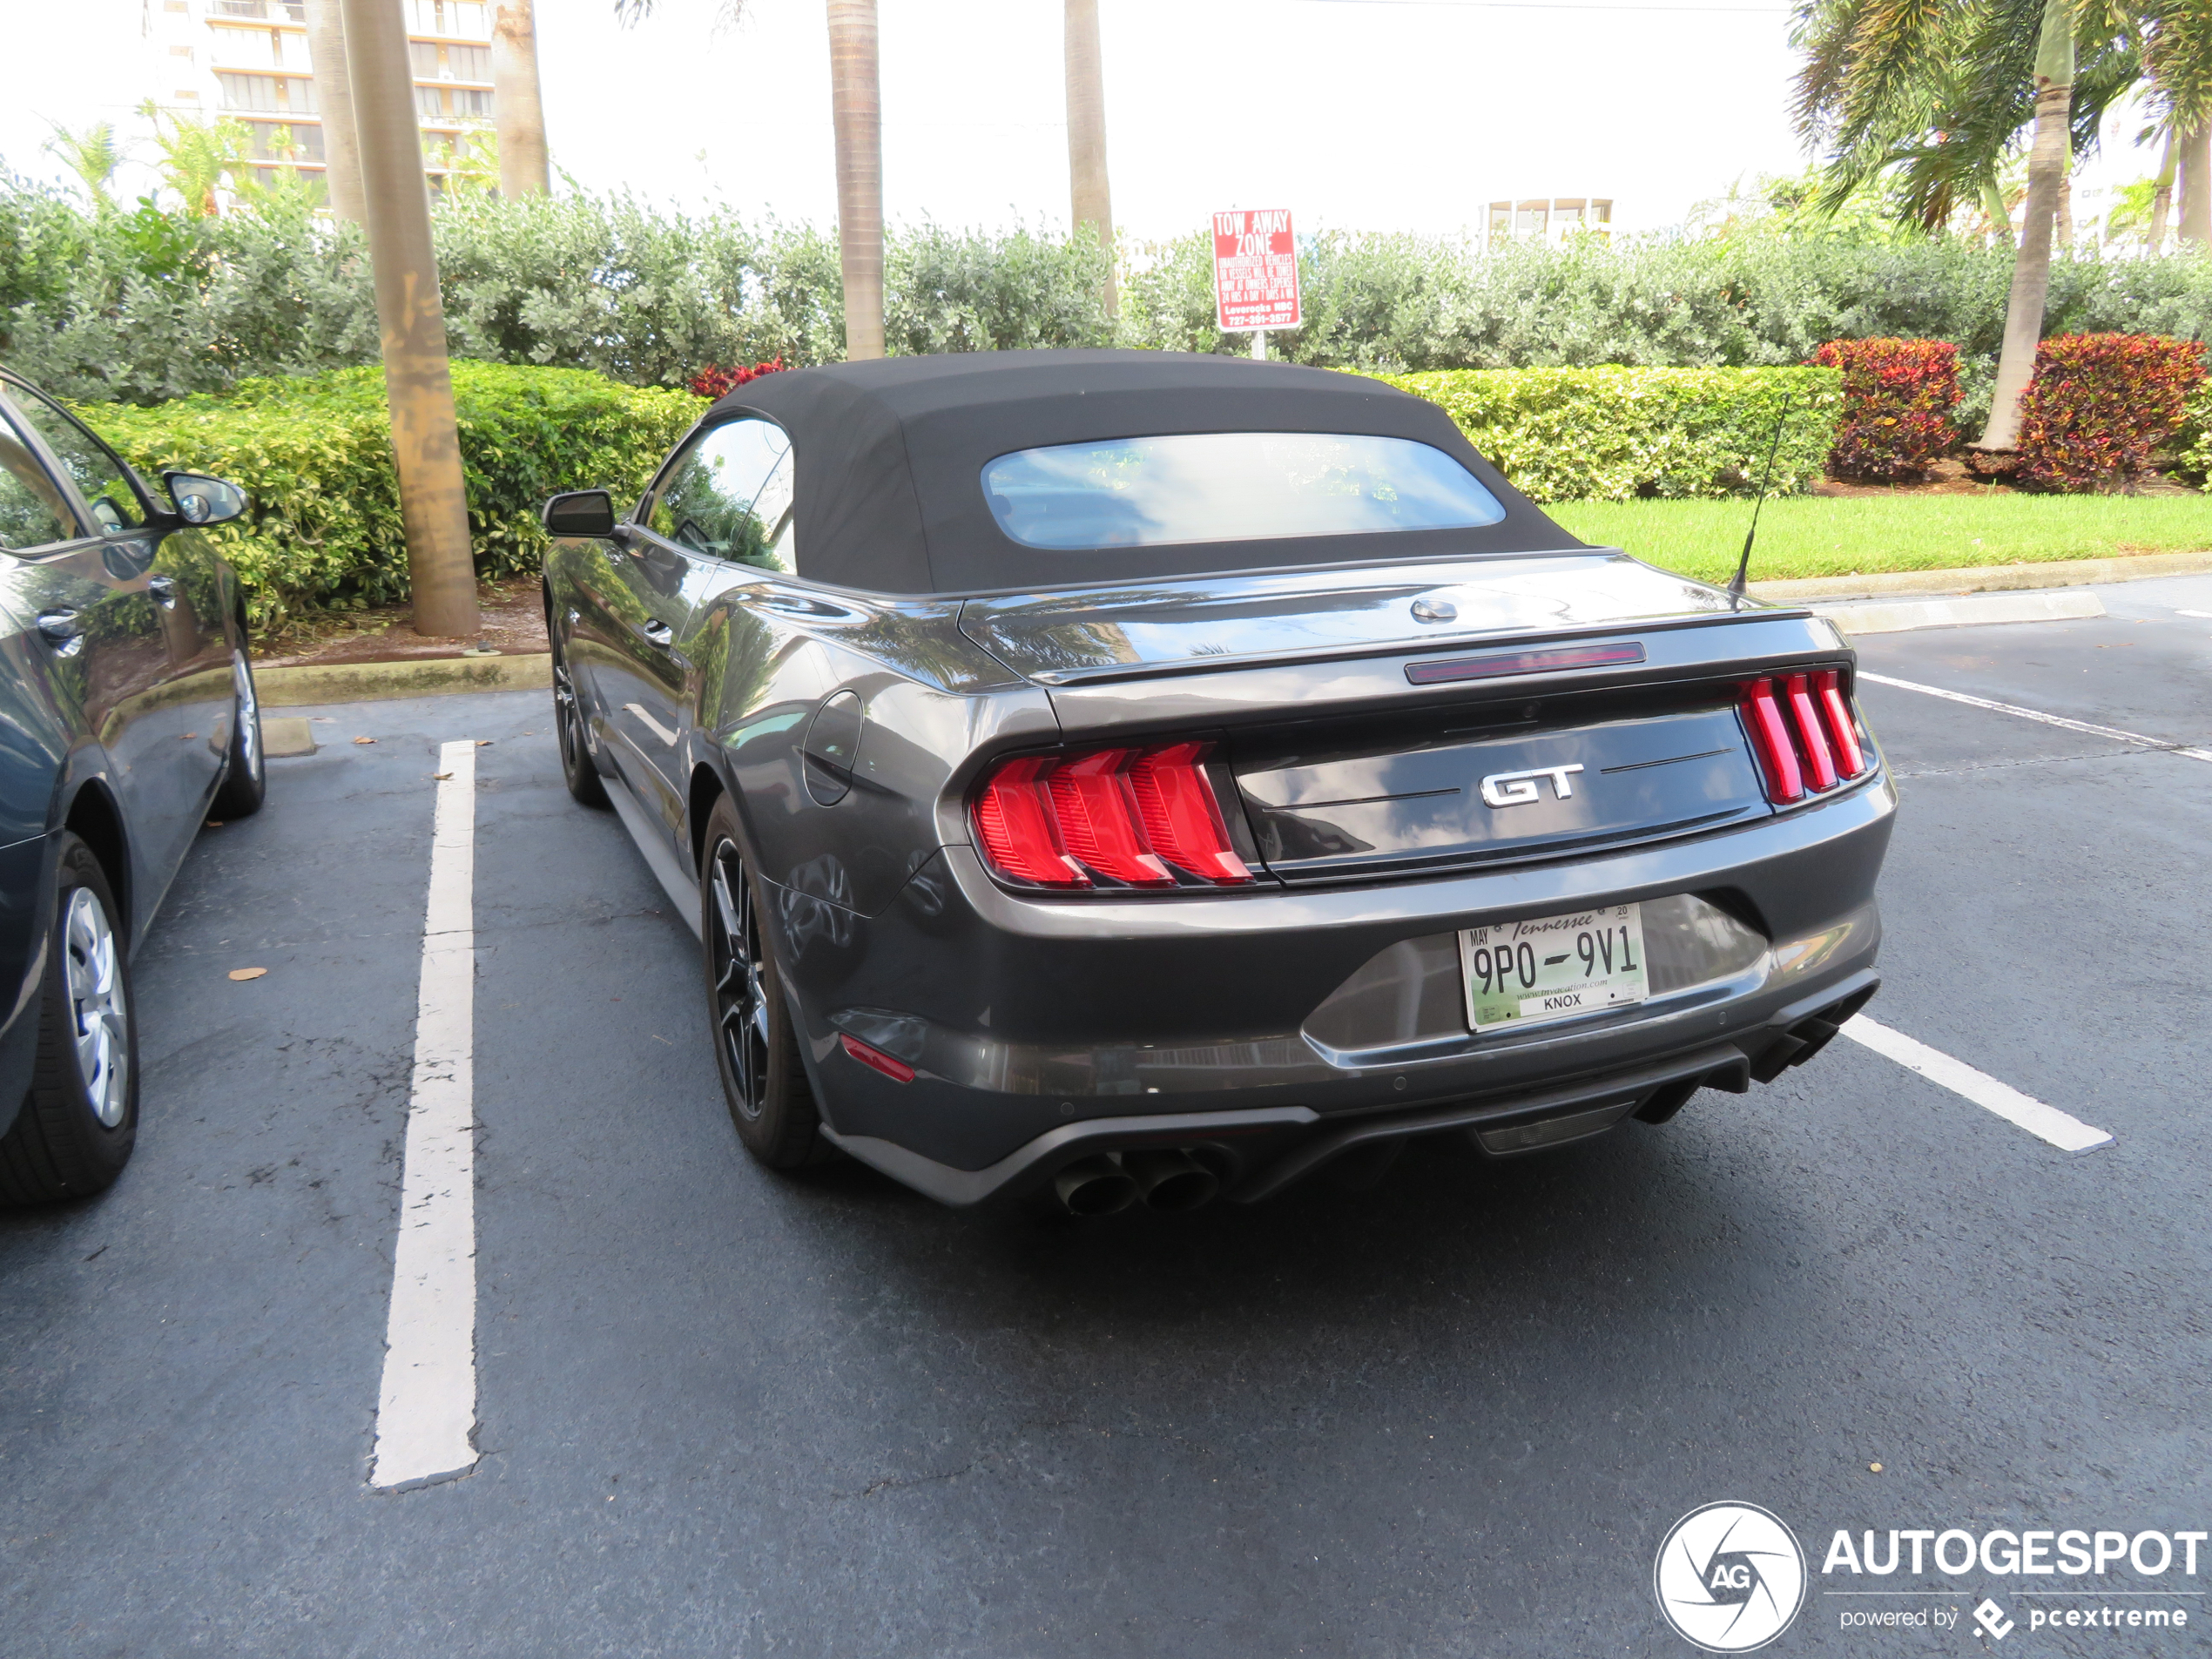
[[1211, 207, 1301, 361]]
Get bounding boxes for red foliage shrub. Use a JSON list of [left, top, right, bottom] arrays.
[[2013, 334, 2209, 492], [687, 358, 787, 399], [1810, 338, 1962, 481]]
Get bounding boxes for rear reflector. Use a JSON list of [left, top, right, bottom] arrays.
[[1406, 641, 1646, 686], [973, 742, 1253, 891], [840, 1033, 915, 1083], [1741, 670, 1871, 806]]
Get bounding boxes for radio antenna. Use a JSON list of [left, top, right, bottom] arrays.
[[1729, 393, 1795, 602]]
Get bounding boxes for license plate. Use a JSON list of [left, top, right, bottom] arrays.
[[1460, 903, 1649, 1033]]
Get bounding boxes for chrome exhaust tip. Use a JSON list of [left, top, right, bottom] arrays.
[[1053, 1155, 1140, 1217]]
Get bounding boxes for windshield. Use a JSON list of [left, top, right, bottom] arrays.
[[981, 431, 1505, 551]]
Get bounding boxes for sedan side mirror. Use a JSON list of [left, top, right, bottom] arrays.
[[165, 471, 248, 527], [543, 489, 617, 538]]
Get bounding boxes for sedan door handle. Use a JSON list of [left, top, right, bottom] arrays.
[[146, 575, 179, 609], [36, 610, 85, 646], [641, 619, 674, 649]]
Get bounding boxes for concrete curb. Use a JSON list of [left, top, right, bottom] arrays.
[[1814, 590, 2107, 636], [1751, 550, 2212, 603], [253, 652, 550, 708]]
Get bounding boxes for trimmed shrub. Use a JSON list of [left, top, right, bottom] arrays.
[[1375, 366, 1842, 502], [81, 361, 704, 627], [6, 179, 2209, 420], [2174, 379, 2212, 493], [1810, 338, 1961, 480], [2013, 334, 2210, 492], [689, 358, 786, 398]]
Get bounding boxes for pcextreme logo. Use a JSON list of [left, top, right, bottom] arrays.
[[1655, 1502, 1811, 1652]]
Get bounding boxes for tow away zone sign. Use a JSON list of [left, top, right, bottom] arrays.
[[1212, 207, 1301, 333]]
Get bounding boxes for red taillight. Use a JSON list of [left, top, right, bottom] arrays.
[[1783, 673, 1838, 792], [972, 742, 1253, 891], [974, 756, 1083, 887], [1126, 742, 1252, 886], [1741, 670, 1871, 805], [1813, 669, 1865, 776], [1742, 678, 1803, 802]]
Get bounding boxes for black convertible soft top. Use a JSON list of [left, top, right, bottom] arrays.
[[707, 349, 1580, 594]]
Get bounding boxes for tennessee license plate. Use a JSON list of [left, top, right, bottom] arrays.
[[1460, 903, 1649, 1033]]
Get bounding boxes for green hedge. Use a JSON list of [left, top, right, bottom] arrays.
[[81, 361, 704, 626], [2175, 381, 2212, 491], [1375, 366, 1842, 502]]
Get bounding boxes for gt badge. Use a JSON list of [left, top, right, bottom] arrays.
[[1480, 763, 1583, 808]]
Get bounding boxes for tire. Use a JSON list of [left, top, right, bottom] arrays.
[[551, 635, 608, 809], [700, 794, 827, 1170], [209, 644, 266, 819], [0, 833, 139, 1205]]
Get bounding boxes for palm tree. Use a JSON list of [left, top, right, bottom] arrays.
[[138, 102, 256, 218], [1792, 0, 2135, 448], [43, 121, 126, 211], [492, 1, 553, 195], [2139, 0, 2211, 241], [618, 0, 884, 359], [301, 0, 369, 224], [1065, 0, 1116, 315]]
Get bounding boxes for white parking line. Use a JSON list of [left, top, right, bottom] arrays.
[[1859, 671, 2212, 764], [369, 740, 482, 1489], [1841, 1015, 2113, 1153]]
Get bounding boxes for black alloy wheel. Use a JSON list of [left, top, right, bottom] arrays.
[[0, 833, 140, 1204], [701, 795, 826, 1170], [209, 644, 266, 819], [551, 637, 608, 808]]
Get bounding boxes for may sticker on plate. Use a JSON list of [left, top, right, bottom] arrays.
[[1460, 903, 1649, 1033]]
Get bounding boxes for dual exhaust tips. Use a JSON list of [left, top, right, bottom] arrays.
[[1052, 1149, 1217, 1216]]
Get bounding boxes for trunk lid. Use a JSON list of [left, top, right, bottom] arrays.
[[955, 552, 1855, 886], [954, 551, 1743, 685]]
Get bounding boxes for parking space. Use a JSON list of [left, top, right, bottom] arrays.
[[3, 580, 2209, 1656]]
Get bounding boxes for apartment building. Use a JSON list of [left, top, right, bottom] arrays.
[[148, 0, 498, 192], [1484, 198, 1615, 246]]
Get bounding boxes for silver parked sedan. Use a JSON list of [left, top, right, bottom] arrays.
[[540, 350, 1891, 1215]]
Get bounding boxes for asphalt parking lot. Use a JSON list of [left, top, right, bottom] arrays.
[[3, 573, 2209, 1657]]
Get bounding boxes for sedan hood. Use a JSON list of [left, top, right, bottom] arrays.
[[955, 551, 1750, 685]]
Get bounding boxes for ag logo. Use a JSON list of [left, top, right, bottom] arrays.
[[1654, 1501, 1808, 1652]]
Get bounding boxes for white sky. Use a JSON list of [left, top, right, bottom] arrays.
[[1, 0, 2160, 239]]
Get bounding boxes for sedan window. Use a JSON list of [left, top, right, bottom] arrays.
[[8, 388, 147, 534], [982, 431, 1505, 551], [647, 416, 794, 573], [0, 413, 82, 553]]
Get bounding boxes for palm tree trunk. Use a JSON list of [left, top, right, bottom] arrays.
[[1976, 0, 2073, 451], [2148, 130, 2176, 251], [339, 0, 481, 638], [2182, 124, 2212, 245], [301, 0, 368, 224], [827, 0, 884, 360], [492, 1, 552, 196], [1063, 0, 1116, 318]]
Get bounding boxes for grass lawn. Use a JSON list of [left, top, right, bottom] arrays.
[[1547, 493, 2212, 587]]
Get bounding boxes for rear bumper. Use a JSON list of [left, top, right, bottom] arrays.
[[768, 773, 1895, 1205], [821, 969, 1878, 1208]]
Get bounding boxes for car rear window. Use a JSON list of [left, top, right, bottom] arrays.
[[981, 431, 1506, 551]]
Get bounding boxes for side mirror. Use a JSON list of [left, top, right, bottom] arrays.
[[165, 471, 248, 527], [543, 489, 617, 538]]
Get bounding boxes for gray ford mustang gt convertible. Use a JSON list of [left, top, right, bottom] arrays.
[[541, 349, 1892, 1215]]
